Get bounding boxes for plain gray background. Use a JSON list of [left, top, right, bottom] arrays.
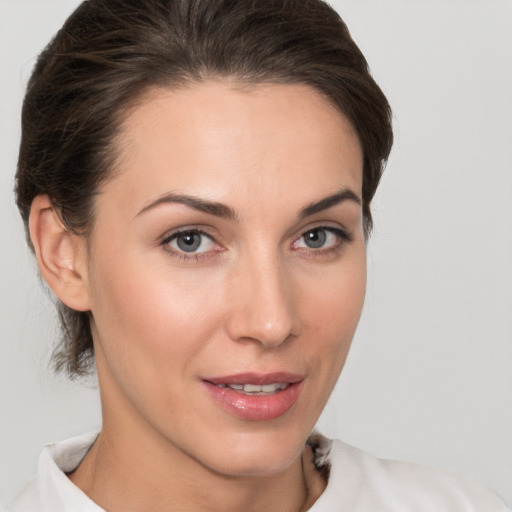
[[1, 0, 511, 506]]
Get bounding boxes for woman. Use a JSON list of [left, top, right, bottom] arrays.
[[5, 0, 510, 510]]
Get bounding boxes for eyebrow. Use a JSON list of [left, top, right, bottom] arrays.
[[299, 188, 361, 218], [136, 188, 361, 220], [137, 193, 236, 219]]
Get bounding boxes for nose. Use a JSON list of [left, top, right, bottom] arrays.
[[224, 251, 300, 348]]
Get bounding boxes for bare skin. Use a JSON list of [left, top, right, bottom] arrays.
[[32, 81, 365, 511], [70, 440, 324, 512]]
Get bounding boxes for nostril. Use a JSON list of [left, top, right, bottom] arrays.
[[224, 257, 300, 346]]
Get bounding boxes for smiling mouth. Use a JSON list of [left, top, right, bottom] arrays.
[[202, 372, 303, 420], [211, 382, 289, 395]]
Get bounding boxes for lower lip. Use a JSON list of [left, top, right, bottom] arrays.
[[202, 381, 303, 421]]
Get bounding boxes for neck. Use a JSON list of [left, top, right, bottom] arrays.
[[69, 346, 326, 511], [69, 423, 318, 512]]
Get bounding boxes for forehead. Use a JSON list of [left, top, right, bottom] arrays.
[[103, 81, 363, 219]]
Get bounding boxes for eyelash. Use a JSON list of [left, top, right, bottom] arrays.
[[161, 225, 353, 262], [293, 226, 353, 258], [161, 228, 220, 262]]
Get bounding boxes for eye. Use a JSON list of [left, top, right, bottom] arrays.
[[164, 230, 217, 254], [293, 227, 352, 251]]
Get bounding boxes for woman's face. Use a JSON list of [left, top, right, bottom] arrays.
[[84, 81, 366, 477]]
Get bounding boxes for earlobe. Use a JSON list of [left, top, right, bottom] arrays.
[[29, 195, 91, 312]]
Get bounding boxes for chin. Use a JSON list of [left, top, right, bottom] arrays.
[[195, 425, 308, 478]]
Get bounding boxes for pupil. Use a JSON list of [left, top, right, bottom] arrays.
[[305, 229, 326, 248], [177, 232, 201, 252]]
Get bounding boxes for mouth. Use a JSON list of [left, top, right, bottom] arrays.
[[212, 382, 290, 395], [202, 372, 304, 421]]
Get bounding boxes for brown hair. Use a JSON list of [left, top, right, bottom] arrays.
[[15, 0, 393, 377]]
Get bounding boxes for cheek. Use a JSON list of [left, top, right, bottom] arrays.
[[299, 247, 366, 375], [301, 247, 366, 335], [87, 250, 223, 373]]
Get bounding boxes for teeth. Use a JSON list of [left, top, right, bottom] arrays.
[[262, 383, 284, 392], [216, 383, 289, 394], [243, 383, 262, 393]]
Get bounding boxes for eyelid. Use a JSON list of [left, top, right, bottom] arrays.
[[158, 222, 353, 262], [291, 224, 353, 253], [160, 226, 224, 261], [160, 225, 218, 245], [297, 222, 352, 241]]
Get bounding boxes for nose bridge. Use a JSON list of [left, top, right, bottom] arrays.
[[225, 246, 298, 347]]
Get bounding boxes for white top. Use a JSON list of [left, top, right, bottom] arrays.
[[5, 432, 510, 512]]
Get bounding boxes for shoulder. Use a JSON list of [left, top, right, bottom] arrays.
[[6, 432, 103, 512], [310, 436, 509, 512]]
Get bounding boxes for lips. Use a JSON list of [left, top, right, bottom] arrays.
[[202, 372, 304, 421], [215, 382, 289, 394]]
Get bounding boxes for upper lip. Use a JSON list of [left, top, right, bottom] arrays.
[[204, 372, 304, 386]]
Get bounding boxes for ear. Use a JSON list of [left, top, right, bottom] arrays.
[[29, 195, 91, 312]]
